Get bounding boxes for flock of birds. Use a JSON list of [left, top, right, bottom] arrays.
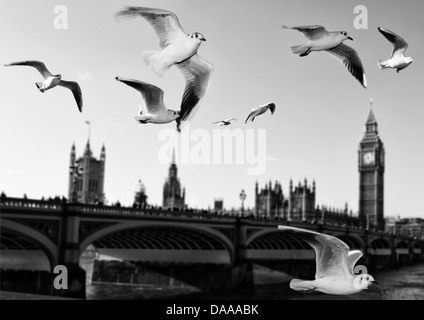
[[4, 6, 414, 133], [4, 6, 416, 296]]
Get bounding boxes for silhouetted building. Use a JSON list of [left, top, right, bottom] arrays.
[[133, 179, 148, 208], [68, 140, 106, 204], [214, 199, 224, 212], [255, 181, 287, 218], [386, 217, 424, 240], [163, 151, 185, 209], [358, 108, 385, 231], [288, 178, 316, 221]]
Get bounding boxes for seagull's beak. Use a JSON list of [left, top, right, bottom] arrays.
[[371, 280, 378, 285], [201, 38, 206, 42], [347, 36, 353, 41]]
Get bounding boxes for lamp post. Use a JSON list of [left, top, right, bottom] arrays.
[[239, 189, 246, 216]]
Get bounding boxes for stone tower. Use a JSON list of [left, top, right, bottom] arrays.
[[162, 150, 185, 209], [68, 140, 106, 204], [288, 178, 316, 221], [254, 181, 286, 218], [358, 107, 385, 231]]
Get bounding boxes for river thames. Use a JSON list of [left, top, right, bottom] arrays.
[[86, 262, 424, 300]]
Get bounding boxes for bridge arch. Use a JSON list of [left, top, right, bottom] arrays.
[[369, 237, 392, 250], [0, 218, 58, 271], [79, 221, 235, 263], [395, 240, 409, 249], [334, 234, 365, 250], [247, 231, 312, 250]]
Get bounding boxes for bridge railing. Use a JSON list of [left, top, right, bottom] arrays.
[[0, 196, 371, 226], [0, 197, 64, 212], [77, 203, 237, 222]]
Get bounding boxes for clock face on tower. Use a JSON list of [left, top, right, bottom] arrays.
[[363, 152, 375, 165]]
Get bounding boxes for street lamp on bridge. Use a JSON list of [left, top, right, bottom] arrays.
[[239, 189, 246, 216]]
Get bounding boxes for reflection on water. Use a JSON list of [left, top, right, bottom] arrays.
[[85, 262, 424, 300]]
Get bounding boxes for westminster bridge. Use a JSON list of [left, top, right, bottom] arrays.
[[1, 196, 423, 298]]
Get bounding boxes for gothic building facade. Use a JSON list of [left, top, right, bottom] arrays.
[[254, 181, 286, 218], [254, 179, 317, 221], [358, 109, 385, 231], [68, 140, 106, 204], [253, 107, 384, 229], [162, 152, 185, 210]]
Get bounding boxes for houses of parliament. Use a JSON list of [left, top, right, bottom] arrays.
[[68, 108, 386, 231]]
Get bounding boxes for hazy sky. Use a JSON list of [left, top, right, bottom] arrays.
[[1, 0, 423, 218]]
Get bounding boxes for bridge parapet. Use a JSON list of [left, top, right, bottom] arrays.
[[0, 197, 64, 212]]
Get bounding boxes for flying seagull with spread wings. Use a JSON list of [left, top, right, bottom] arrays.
[[245, 103, 276, 123], [4, 60, 83, 112], [212, 118, 237, 126], [378, 27, 413, 73], [282, 25, 367, 88], [116, 6, 214, 132], [277, 226, 377, 295], [115, 77, 180, 125]]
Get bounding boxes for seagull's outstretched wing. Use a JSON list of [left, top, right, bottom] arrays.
[[245, 109, 258, 123], [277, 226, 350, 279], [347, 250, 363, 275], [4, 60, 53, 79], [115, 77, 166, 113], [225, 118, 237, 122], [325, 43, 367, 88], [115, 6, 187, 48], [58, 80, 83, 112], [378, 27, 409, 58], [282, 25, 329, 40], [176, 54, 214, 132]]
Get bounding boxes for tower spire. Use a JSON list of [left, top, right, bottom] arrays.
[[366, 100, 377, 126], [86, 121, 91, 143]]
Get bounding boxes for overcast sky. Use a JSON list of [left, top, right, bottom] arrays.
[[1, 0, 423, 218]]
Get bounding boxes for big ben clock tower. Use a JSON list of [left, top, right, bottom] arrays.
[[358, 106, 385, 231]]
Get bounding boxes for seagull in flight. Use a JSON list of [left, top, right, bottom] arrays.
[[277, 226, 377, 295], [212, 118, 237, 126], [245, 103, 276, 123], [282, 25, 367, 88], [116, 6, 210, 78], [4, 60, 83, 112], [116, 6, 214, 132], [115, 77, 180, 125], [377, 27, 413, 73]]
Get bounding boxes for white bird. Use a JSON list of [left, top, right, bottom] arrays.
[[212, 118, 237, 126], [116, 6, 209, 78], [377, 27, 413, 73], [282, 25, 367, 88], [4, 60, 83, 112], [115, 77, 180, 125], [116, 7, 214, 132], [245, 103, 275, 123], [277, 226, 377, 295]]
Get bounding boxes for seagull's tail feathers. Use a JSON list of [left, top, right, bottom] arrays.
[[35, 82, 45, 92], [289, 279, 316, 293], [291, 44, 311, 56], [141, 51, 169, 78]]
